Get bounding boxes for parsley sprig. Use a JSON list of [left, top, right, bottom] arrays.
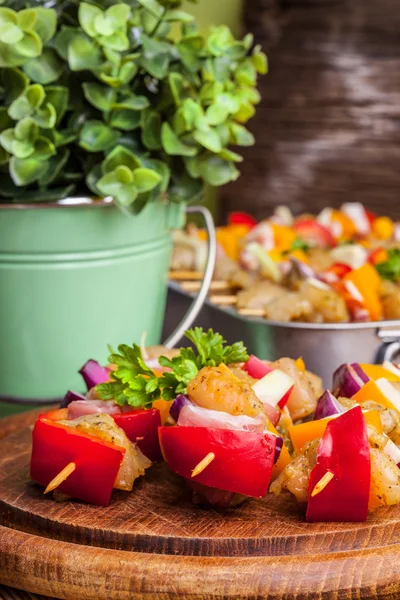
[[376, 249, 400, 282], [96, 328, 249, 408]]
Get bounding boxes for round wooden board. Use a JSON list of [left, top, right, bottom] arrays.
[[1, 411, 400, 599]]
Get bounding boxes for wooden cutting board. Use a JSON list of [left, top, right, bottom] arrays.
[[1, 410, 400, 600]]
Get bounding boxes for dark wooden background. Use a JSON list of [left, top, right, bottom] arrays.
[[221, 0, 400, 220]]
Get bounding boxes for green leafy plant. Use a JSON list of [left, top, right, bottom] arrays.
[[96, 327, 249, 407], [0, 0, 267, 209], [376, 249, 400, 282]]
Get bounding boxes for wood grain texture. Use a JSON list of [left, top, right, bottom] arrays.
[[1, 411, 400, 599], [222, 0, 400, 220]]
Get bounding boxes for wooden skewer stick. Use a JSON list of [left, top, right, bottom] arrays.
[[238, 308, 265, 317], [180, 280, 232, 293], [169, 270, 203, 281], [44, 462, 76, 495], [311, 470, 334, 497], [209, 294, 237, 305], [191, 452, 215, 478]]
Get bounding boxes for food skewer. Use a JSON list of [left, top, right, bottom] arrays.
[[169, 270, 204, 281], [180, 280, 232, 293], [44, 462, 76, 494]]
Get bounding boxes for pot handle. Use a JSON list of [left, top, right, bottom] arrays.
[[374, 328, 400, 363], [163, 205, 216, 349]]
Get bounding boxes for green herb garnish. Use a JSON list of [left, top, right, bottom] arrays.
[[283, 238, 310, 255], [376, 248, 400, 281], [96, 328, 249, 408]]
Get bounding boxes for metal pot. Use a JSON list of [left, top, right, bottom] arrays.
[[164, 285, 400, 387]]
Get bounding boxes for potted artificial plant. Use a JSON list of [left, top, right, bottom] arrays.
[[0, 0, 266, 402]]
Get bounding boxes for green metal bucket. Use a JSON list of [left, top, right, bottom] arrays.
[[0, 198, 215, 405]]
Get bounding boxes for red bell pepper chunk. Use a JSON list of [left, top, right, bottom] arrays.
[[365, 209, 377, 227], [159, 426, 276, 498], [30, 416, 125, 506], [113, 408, 162, 462], [242, 356, 281, 425], [294, 220, 336, 248], [243, 355, 273, 379], [321, 262, 352, 284], [228, 211, 257, 228], [306, 406, 370, 522]]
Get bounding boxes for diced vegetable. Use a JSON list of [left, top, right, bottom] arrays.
[[79, 360, 109, 390], [341, 203, 371, 236], [228, 212, 257, 228], [372, 216, 394, 240], [360, 363, 400, 382], [342, 263, 383, 321], [247, 242, 282, 282], [289, 409, 382, 454], [314, 390, 344, 420], [252, 369, 295, 409], [177, 404, 266, 432], [113, 409, 162, 462], [330, 245, 367, 270], [332, 363, 369, 397], [321, 263, 352, 284], [61, 390, 87, 408], [383, 437, 400, 468], [294, 219, 336, 248], [242, 355, 273, 380], [306, 406, 370, 522], [30, 414, 125, 506], [159, 426, 276, 498], [353, 378, 400, 412], [170, 394, 192, 422]]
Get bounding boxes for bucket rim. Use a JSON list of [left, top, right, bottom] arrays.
[[0, 196, 114, 210]]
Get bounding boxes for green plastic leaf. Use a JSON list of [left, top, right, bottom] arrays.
[[17, 9, 37, 33], [45, 86, 68, 123], [229, 122, 255, 146], [181, 99, 203, 129], [8, 95, 33, 120], [101, 145, 141, 174], [205, 103, 230, 126], [31, 135, 55, 160], [68, 35, 103, 71], [184, 156, 200, 179], [94, 14, 114, 36], [1, 24, 23, 44], [193, 127, 222, 153], [106, 4, 131, 29], [0, 8, 17, 26], [97, 169, 139, 206], [38, 149, 70, 186], [54, 26, 79, 60], [235, 59, 257, 87], [34, 103, 56, 129], [161, 123, 197, 157], [9, 155, 47, 185], [2, 68, 29, 103], [140, 34, 171, 79], [0, 129, 17, 154], [168, 72, 185, 106], [109, 107, 141, 131], [26, 83, 45, 108], [164, 9, 194, 22], [80, 120, 120, 152], [98, 31, 129, 52], [234, 101, 255, 123], [14, 117, 37, 142], [82, 82, 116, 111], [252, 45, 268, 74], [15, 30, 42, 58], [133, 168, 161, 193], [136, 0, 164, 19], [141, 110, 162, 150], [198, 155, 239, 186], [142, 157, 170, 193], [168, 169, 204, 203], [218, 148, 243, 162], [178, 36, 202, 72], [32, 8, 57, 44], [23, 48, 63, 84], [78, 3, 102, 38]]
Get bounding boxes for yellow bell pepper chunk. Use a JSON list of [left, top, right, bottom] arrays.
[[153, 399, 173, 425], [289, 249, 309, 264], [295, 357, 306, 372], [360, 364, 400, 382], [372, 216, 394, 241], [331, 210, 357, 240], [343, 263, 383, 321], [271, 224, 296, 253], [289, 410, 382, 454], [267, 423, 292, 481], [353, 379, 400, 412]]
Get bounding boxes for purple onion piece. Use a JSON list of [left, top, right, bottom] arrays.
[[274, 436, 283, 464], [79, 359, 109, 390], [332, 364, 366, 398], [60, 390, 87, 408], [350, 363, 370, 384], [290, 257, 317, 280], [170, 394, 192, 422], [314, 390, 344, 420]]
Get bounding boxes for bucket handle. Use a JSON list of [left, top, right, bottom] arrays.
[[163, 205, 216, 349], [374, 328, 400, 363]]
